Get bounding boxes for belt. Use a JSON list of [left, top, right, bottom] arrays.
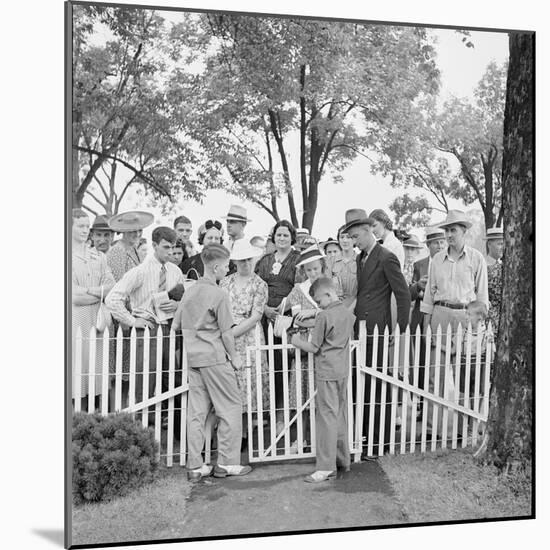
[[434, 301, 468, 310]]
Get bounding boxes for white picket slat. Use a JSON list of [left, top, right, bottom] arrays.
[[142, 328, 150, 429], [420, 325, 431, 453], [281, 329, 290, 455], [255, 325, 264, 457], [410, 325, 421, 453], [462, 324, 473, 448], [365, 323, 375, 458], [129, 328, 137, 412], [101, 327, 110, 415], [295, 346, 304, 455], [87, 327, 97, 413], [166, 329, 176, 467], [114, 326, 123, 412], [389, 326, 400, 455], [431, 325, 442, 451], [74, 327, 82, 412], [246, 346, 253, 463], [451, 324, 463, 449], [308, 343, 316, 456], [267, 324, 276, 458], [378, 327, 390, 457], [180, 342, 188, 467], [472, 325, 483, 446], [400, 326, 411, 455]]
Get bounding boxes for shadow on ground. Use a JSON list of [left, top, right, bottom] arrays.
[[32, 529, 64, 547], [166, 460, 409, 539]]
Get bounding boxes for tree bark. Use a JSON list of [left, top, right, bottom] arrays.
[[482, 32, 533, 473]]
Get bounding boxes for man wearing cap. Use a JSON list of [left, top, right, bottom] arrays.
[[295, 227, 311, 252], [409, 227, 446, 335], [485, 227, 504, 267], [89, 215, 114, 254], [342, 208, 410, 456], [223, 205, 250, 276]]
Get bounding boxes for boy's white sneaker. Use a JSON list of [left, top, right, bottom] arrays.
[[187, 463, 213, 481], [213, 464, 253, 477], [304, 470, 336, 483]]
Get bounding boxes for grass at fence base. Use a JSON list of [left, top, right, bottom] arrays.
[[71, 465, 193, 546], [379, 448, 532, 523]]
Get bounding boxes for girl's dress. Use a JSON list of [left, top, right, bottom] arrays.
[[220, 273, 270, 412], [286, 280, 319, 409], [72, 246, 115, 398]]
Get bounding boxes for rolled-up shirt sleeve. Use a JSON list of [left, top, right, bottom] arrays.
[[420, 260, 435, 315], [105, 268, 143, 327]]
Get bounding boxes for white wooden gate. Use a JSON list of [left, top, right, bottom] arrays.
[[244, 320, 493, 463]]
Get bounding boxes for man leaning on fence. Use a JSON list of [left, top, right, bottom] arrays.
[[420, 210, 488, 436], [172, 243, 252, 481], [105, 226, 184, 410]]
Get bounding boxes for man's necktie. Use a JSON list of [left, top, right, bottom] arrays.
[[159, 264, 167, 291]]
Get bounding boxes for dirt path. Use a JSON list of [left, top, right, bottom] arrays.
[[165, 460, 409, 539]]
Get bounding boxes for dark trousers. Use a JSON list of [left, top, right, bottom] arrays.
[[361, 327, 393, 456]]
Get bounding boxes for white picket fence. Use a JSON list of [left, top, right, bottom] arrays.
[[72, 320, 493, 467]]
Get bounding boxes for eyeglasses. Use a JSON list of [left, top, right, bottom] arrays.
[[205, 219, 222, 231]]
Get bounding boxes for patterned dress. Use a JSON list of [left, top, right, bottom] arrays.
[[72, 246, 115, 398], [286, 281, 319, 409], [487, 259, 503, 334], [220, 273, 270, 412]]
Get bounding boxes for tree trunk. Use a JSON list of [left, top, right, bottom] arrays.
[[482, 32, 533, 473], [483, 158, 495, 229]]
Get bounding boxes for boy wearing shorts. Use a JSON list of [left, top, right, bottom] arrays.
[[291, 277, 355, 483], [173, 244, 252, 481]]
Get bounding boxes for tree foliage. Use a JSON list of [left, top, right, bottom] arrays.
[[72, 6, 212, 214], [185, 15, 440, 229], [381, 60, 507, 229]]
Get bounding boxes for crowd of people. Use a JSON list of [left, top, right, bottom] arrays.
[[72, 202, 504, 483]]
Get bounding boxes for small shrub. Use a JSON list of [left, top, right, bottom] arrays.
[[72, 412, 159, 505]]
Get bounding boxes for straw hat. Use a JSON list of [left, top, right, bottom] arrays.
[[437, 210, 472, 230], [485, 227, 504, 240], [296, 227, 310, 237], [403, 236, 423, 249], [108, 211, 154, 232], [424, 226, 446, 242], [229, 239, 263, 261], [342, 208, 375, 234], [296, 244, 326, 267], [222, 204, 251, 222]]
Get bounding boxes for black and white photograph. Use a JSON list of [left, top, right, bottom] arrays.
[[64, 0, 535, 547], [4, 0, 543, 549]]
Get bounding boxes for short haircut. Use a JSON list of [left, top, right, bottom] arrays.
[[72, 208, 88, 220], [173, 238, 185, 251], [152, 226, 177, 244], [370, 209, 393, 230], [201, 243, 230, 265], [271, 220, 297, 245], [174, 215, 192, 228], [467, 300, 488, 318], [309, 276, 336, 298]]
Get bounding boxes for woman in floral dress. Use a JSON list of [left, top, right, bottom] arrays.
[[220, 240, 269, 414]]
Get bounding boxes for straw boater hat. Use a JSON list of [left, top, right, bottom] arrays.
[[341, 208, 375, 234], [108, 211, 154, 232], [403, 236, 423, 249], [424, 226, 446, 242], [296, 244, 326, 267], [437, 210, 472, 230], [485, 227, 504, 240], [222, 204, 251, 223], [229, 239, 263, 261], [91, 214, 113, 232], [320, 237, 341, 252]]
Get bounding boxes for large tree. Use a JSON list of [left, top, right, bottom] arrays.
[[481, 32, 533, 472], [186, 15, 440, 230], [72, 6, 209, 214], [382, 61, 507, 229]]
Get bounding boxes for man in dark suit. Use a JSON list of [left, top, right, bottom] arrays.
[[342, 209, 411, 457]]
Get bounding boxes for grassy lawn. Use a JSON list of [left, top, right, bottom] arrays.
[[71, 465, 192, 547], [379, 448, 532, 524]]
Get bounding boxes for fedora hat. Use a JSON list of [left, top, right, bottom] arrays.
[[91, 214, 113, 232], [229, 239, 263, 261], [320, 237, 341, 252], [342, 208, 374, 234], [296, 244, 326, 267], [222, 204, 251, 223], [485, 227, 504, 240], [437, 210, 472, 230], [403, 236, 423, 249], [108, 211, 154, 232], [424, 226, 446, 242]]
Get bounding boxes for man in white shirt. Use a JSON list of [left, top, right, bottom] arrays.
[[106, 226, 185, 410]]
